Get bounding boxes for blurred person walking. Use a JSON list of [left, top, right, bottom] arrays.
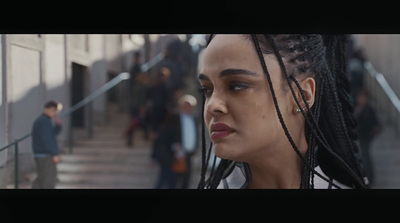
[[125, 105, 148, 147], [354, 89, 382, 185], [128, 51, 145, 111], [349, 48, 366, 99], [151, 109, 179, 189], [125, 51, 149, 146], [161, 40, 185, 99], [148, 67, 175, 189], [31, 100, 63, 189], [147, 67, 172, 134], [151, 94, 199, 189], [173, 94, 199, 189]]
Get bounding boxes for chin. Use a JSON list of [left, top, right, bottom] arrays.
[[213, 142, 244, 162]]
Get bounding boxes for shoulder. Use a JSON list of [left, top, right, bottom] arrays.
[[34, 114, 47, 125], [172, 113, 181, 122], [218, 162, 247, 189], [313, 166, 351, 189], [363, 104, 377, 114]]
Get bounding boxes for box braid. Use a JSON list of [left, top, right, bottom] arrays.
[[262, 34, 366, 188], [197, 34, 367, 189]]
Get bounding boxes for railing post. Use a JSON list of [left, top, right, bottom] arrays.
[[395, 111, 399, 136], [14, 140, 19, 189], [88, 101, 93, 139], [69, 120, 73, 154]]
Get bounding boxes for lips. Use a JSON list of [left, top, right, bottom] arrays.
[[210, 122, 235, 141]]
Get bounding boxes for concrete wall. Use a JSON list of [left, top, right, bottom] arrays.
[[44, 35, 69, 152], [105, 34, 122, 75], [353, 34, 400, 97], [0, 35, 7, 188], [5, 35, 46, 182], [89, 35, 107, 124], [0, 34, 146, 187]]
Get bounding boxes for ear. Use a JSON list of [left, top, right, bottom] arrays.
[[292, 77, 316, 113]]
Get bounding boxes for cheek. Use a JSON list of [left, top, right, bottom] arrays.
[[203, 105, 211, 129], [214, 100, 275, 159], [241, 106, 279, 145]]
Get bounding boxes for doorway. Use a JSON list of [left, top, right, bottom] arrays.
[[71, 63, 88, 128]]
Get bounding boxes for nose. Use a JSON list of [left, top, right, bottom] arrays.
[[205, 91, 228, 115]]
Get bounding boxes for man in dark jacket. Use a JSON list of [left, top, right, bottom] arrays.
[[176, 94, 199, 188], [354, 89, 382, 185], [151, 94, 198, 189], [31, 100, 62, 189]]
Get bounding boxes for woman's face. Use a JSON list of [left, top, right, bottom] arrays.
[[199, 35, 296, 163]]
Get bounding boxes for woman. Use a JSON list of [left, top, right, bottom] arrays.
[[197, 34, 368, 189]]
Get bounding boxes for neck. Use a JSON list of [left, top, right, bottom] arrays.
[[246, 131, 307, 189], [246, 157, 303, 189]]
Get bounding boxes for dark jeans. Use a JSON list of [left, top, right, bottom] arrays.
[[359, 138, 374, 184], [154, 164, 177, 189], [176, 154, 192, 189], [32, 156, 57, 189], [126, 116, 148, 146]]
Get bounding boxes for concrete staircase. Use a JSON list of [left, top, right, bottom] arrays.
[[56, 120, 158, 189], [370, 121, 400, 188], [18, 103, 201, 189], [18, 101, 400, 189]]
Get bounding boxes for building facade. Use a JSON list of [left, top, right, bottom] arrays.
[[353, 34, 400, 97], [0, 34, 150, 187], [0, 34, 196, 188]]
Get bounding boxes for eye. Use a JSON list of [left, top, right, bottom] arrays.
[[229, 82, 249, 91], [199, 86, 213, 97]]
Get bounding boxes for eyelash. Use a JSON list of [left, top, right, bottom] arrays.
[[199, 86, 211, 95], [229, 82, 250, 91], [199, 82, 249, 97]]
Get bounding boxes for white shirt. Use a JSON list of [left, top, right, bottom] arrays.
[[180, 112, 196, 153], [217, 163, 350, 189]]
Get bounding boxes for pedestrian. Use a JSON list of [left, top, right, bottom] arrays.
[[125, 105, 148, 147], [125, 51, 149, 146], [348, 48, 366, 98], [147, 67, 172, 134], [31, 100, 63, 189], [151, 109, 180, 189], [161, 39, 185, 98], [197, 34, 368, 189], [173, 94, 199, 189], [128, 51, 145, 112], [354, 88, 382, 185]]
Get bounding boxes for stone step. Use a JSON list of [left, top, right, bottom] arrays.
[[60, 155, 150, 165], [57, 162, 156, 174], [56, 172, 157, 188], [66, 147, 150, 155], [55, 183, 140, 189], [19, 102, 203, 189]]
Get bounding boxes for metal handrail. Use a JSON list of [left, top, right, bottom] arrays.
[[0, 52, 164, 188], [0, 72, 130, 153], [364, 61, 400, 114], [363, 61, 400, 135]]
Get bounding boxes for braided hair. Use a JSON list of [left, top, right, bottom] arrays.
[[197, 34, 368, 189]]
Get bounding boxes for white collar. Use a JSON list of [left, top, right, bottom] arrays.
[[218, 163, 351, 189]]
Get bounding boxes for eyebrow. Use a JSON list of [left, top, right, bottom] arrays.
[[198, 68, 259, 81]]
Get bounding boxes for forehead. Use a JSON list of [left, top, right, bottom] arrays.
[[206, 34, 250, 52], [46, 107, 57, 111], [201, 35, 261, 72]]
